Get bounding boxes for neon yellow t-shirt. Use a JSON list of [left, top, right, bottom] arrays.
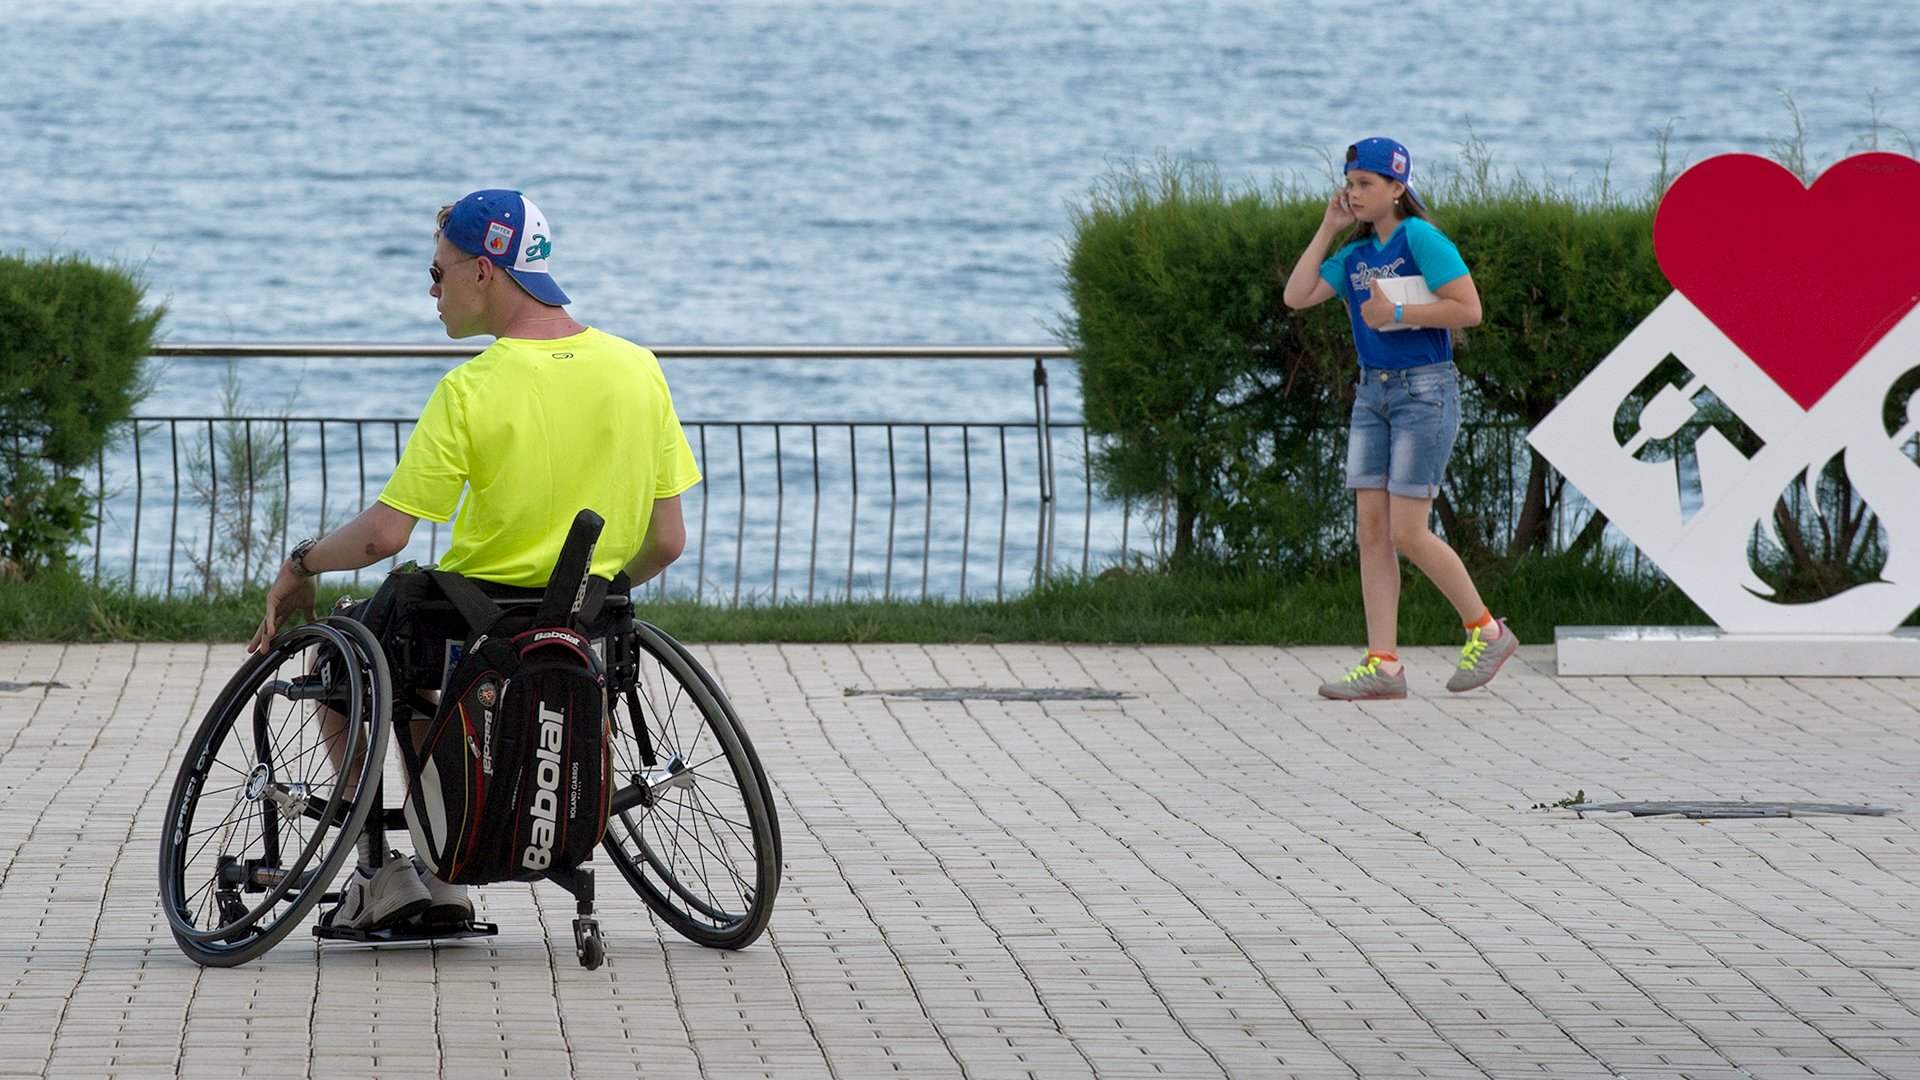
[[379, 328, 701, 587]]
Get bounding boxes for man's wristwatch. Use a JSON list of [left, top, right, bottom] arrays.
[[287, 538, 320, 578]]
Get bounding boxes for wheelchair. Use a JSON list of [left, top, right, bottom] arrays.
[[157, 575, 782, 969]]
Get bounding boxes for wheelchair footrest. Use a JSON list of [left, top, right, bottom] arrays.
[[314, 920, 500, 945]]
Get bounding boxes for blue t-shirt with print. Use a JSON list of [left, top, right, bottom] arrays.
[[1318, 217, 1470, 370]]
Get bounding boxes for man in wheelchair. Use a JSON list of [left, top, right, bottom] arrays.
[[247, 189, 701, 933]]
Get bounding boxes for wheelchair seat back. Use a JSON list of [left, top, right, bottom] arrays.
[[402, 584, 635, 696]]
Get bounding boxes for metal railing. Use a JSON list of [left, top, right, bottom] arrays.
[[78, 343, 1604, 601], [85, 343, 1171, 603]]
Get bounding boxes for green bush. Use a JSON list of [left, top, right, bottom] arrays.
[[0, 253, 163, 577], [1061, 160, 1354, 569], [1060, 157, 1670, 570]]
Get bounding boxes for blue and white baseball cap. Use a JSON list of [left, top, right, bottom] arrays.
[[1345, 137, 1426, 210], [441, 189, 571, 306]]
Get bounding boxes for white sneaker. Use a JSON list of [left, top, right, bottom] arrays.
[[411, 856, 474, 927], [324, 853, 432, 931]]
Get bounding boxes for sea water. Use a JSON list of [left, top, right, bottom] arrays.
[[4, 0, 1917, 592]]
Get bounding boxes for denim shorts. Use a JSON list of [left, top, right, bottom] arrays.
[[1343, 361, 1461, 498]]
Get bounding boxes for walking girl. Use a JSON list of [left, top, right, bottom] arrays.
[[1281, 137, 1516, 700]]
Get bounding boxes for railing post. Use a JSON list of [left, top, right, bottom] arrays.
[[1080, 427, 1093, 578], [808, 425, 820, 604], [883, 424, 897, 602], [921, 427, 933, 602], [959, 425, 973, 602], [388, 423, 403, 573], [204, 419, 218, 598], [996, 425, 1009, 602], [352, 420, 368, 589], [242, 421, 256, 588], [733, 424, 746, 608], [93, 447, 105, 587], [166, 420, 181, 599], [695, 425, 709, 605], [317, 421, 329, 548], [1032, 358, 1055, 585], [847, 424, 859, 600], [772, 425, 785, 603], [279, 418, 293, 579], [130, 423, 143, 593]]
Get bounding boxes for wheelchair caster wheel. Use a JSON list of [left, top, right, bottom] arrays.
[[574, 917, 604, 970]]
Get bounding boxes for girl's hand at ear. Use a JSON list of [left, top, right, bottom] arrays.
[[1321, 188, 1356, 231]]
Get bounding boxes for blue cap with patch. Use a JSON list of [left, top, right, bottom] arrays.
[[441, 189, 571, 306], [1345, 137, 1426, 211]]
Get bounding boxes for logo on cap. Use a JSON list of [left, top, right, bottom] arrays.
[[484, 221, 515, 256], [1391, 150, 1408, 177], [524, 234, 552, 262]]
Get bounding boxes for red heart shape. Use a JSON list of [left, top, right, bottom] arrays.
[[1654, 152, 1920, 410]]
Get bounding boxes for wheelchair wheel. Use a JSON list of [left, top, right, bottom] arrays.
[[603, 621, 780, 950], [159, 617, 390, 966]]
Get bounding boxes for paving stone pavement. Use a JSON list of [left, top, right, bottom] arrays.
[[1, 640, 1917, 1079]]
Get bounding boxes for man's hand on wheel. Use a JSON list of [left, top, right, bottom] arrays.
[[250, 563, 318, 653]]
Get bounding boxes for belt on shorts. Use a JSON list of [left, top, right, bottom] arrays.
[[1359, 360, 1455, 383]]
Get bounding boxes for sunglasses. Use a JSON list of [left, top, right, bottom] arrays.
[[429, 254, 480, 285]]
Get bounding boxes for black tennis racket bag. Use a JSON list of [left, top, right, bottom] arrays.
[[400, 510, 613, 885]]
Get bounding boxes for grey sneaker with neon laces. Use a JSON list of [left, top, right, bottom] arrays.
[[1317, 655, 1409, 701], [1446, 619, 1519, 692]]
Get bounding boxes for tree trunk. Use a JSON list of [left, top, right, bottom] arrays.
[[1508, 451, 1554, 558], [1433, 490, 1466, 553], [1173, 490, 1198, 564], [1568, 508, 1611, 558]]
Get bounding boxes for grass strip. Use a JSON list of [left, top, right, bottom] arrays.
[[2, 553, 1719, 645]]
